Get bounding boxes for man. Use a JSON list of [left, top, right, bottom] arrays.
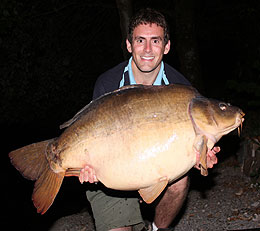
[[80, 8, 219, 231]]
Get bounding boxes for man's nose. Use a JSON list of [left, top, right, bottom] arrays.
[[144, 41, 151, 53]]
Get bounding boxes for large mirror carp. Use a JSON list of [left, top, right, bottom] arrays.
[[9, 84, 244, 214]]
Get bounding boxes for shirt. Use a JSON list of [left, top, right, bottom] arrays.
[[93, 58, 191, 100], [119, 57, 169, 87]]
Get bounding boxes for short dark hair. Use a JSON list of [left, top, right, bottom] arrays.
[[127, 8, 170, 45]]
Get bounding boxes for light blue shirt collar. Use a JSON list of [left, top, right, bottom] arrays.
[[120, 56, 169, 87]]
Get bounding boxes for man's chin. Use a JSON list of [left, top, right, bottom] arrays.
[[136, 65, 158, 73], [141, 69, 155, 73], [133, 58, 161, 73]]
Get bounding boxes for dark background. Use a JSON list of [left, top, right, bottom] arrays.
[[1, 0, 260, 230]]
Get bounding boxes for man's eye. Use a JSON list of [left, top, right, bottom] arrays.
[[152, 39, 160, 44], [137, 39, 144, 43]]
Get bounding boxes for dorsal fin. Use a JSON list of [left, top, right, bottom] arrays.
[[59, 85, 145, 129], [118, 84, 144, 91]]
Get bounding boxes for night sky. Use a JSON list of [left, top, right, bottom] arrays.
[[2, 0, 260, 230]]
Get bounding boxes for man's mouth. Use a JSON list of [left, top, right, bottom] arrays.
[[141, 56, 154, 60]]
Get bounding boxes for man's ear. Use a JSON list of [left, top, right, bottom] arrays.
[[126, 39, 132, 53], [164, 40, 171, 55]]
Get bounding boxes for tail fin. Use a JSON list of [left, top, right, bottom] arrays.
[[32, 166, 64, 214], [9, 139, 65, 214], [9, 140, 52, 180]]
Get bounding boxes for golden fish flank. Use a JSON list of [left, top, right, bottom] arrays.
[[138, 133, 178, 161], [9, 84, 244, 214]]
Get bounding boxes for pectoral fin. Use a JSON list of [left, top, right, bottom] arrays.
[[199, 137, 208, 176], [138, 178, 168, 204], [194, 135, 208, 176]]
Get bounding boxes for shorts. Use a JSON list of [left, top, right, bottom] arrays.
[[86, 184, 145, 231]]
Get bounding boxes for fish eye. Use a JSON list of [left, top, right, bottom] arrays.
[[219, 103, 227, 111]]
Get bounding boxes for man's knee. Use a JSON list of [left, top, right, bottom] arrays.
[[167, 175, 190, 196]]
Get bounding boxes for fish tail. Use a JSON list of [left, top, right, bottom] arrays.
[[9, 139, 65, 214], [9, 139, 53, 180], [32, 164, 64, 214]]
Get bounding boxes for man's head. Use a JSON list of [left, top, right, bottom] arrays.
[[126, 8, 171, 74], [127, 8, 170, 46]]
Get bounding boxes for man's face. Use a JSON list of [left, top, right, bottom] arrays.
[[126, 23, 170, 73]]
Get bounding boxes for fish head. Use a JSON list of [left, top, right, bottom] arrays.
[[190, 96, 245, 145]]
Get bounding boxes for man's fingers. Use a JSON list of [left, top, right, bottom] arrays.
[[78, 165, 98, 183], [79, 168, 85, 184], [204, 146, 220, 169], [79, 166, 89, 183], [84, 167, 90, 182], [88, 167, 95, 183], [193, 146, 221, 171], [212, 146, 221, 154]]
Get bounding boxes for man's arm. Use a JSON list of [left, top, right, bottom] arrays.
[[93, 61, 127, 99], [92, 79, 107, 100]]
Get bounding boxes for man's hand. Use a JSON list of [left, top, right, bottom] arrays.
[[194, 146, 220, 170], [207, 146, 220, 168], [79, 165, 98, 184]]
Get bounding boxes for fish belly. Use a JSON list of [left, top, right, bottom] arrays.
[[87, 122, 196, 191]]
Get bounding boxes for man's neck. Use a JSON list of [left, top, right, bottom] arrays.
[[131, 61, 161, 85]]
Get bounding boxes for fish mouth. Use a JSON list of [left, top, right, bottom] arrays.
[[207, 110, 245, 142], [223, 110, 245, 136]]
